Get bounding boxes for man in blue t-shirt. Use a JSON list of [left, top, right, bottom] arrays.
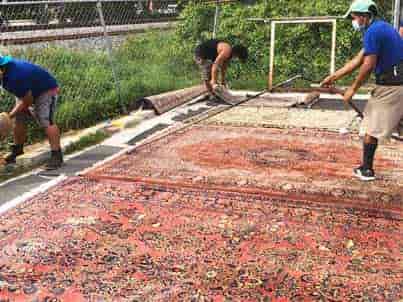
[[0, 56, 63, 170], [321, 0, 403, 181]]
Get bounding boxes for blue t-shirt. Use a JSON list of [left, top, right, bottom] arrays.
[[363, 20, 403, 75], [2, 59, 58, 99]]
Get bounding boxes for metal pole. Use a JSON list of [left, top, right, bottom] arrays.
[[330, 19, 337, 74], [267, 18, 337, 89], [268, 21, 276, 90], [401, 0, 403, 29], [213, 0, 219, 38], [393, 0, 401, 29], [96, 1, 126, 114]]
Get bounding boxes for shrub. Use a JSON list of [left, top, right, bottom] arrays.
[[174, 0, 394, 89]]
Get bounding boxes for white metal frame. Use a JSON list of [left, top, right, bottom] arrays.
[[393, 0, 401, 29], [267, 17, 337, 90]]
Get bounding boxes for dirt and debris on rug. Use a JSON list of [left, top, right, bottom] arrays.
[[0, 178, 401, 301], [203, 106, 358, 132]]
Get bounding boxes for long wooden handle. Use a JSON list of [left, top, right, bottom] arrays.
[[272, 86, 364, 118], [271, 87, 344, 94]]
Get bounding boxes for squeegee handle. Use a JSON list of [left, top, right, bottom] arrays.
[[347, 101, 364, 119], [245, 75, 302, 102], [329, 87, 364, 119]]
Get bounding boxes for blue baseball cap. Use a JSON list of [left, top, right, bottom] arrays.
[[0, 55, 12, 66]]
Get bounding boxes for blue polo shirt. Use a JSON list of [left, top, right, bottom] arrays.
[[2, 59, 58, 99], [363, 20, 403, 75]]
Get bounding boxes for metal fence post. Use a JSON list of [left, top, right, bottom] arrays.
[[213, 0, 220, 38], [393, 0, 401, 29], [96, 0, 127, 114]]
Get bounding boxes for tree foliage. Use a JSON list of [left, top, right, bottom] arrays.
[[175, 0, 396, 89]]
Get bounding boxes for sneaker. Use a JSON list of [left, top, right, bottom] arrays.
[[45, 151, 64, 170], [4, 144, 24, 165], [353, 166, 376, 181]]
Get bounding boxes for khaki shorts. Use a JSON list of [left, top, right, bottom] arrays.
[[360, 85, 403, 140], [15, 93, 58, 128]]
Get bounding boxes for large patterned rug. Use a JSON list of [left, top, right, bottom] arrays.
[[0, 178, 401, 301], [87, 125, 403, 219]]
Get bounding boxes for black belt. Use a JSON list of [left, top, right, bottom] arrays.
[[376, 61, 403, 85]]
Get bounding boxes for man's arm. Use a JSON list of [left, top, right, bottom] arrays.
[[210, 44, 232, 87], [321, 49, 365, 87], [343, 54, 377, 103], [9, 91, 33, 118], [399, 26, 403, 38]]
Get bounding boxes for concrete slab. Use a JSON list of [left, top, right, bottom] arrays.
[[0, 174, 49, 205], [0, 145, 122, 204], [38, 145, 123, 177], [127, 123, 170, 146]]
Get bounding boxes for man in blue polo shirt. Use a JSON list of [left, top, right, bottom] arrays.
[[321, 0, 403, 181], [0, 56, 63, 170]]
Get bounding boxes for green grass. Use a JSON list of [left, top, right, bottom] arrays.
[[64, 130, 111, 155]]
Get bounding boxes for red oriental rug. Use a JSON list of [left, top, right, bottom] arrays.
[[86, 125, 403, 219], [0, 178, 401, 301]]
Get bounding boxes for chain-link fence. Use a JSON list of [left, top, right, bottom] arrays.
[[0, 0, 200, 152]]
